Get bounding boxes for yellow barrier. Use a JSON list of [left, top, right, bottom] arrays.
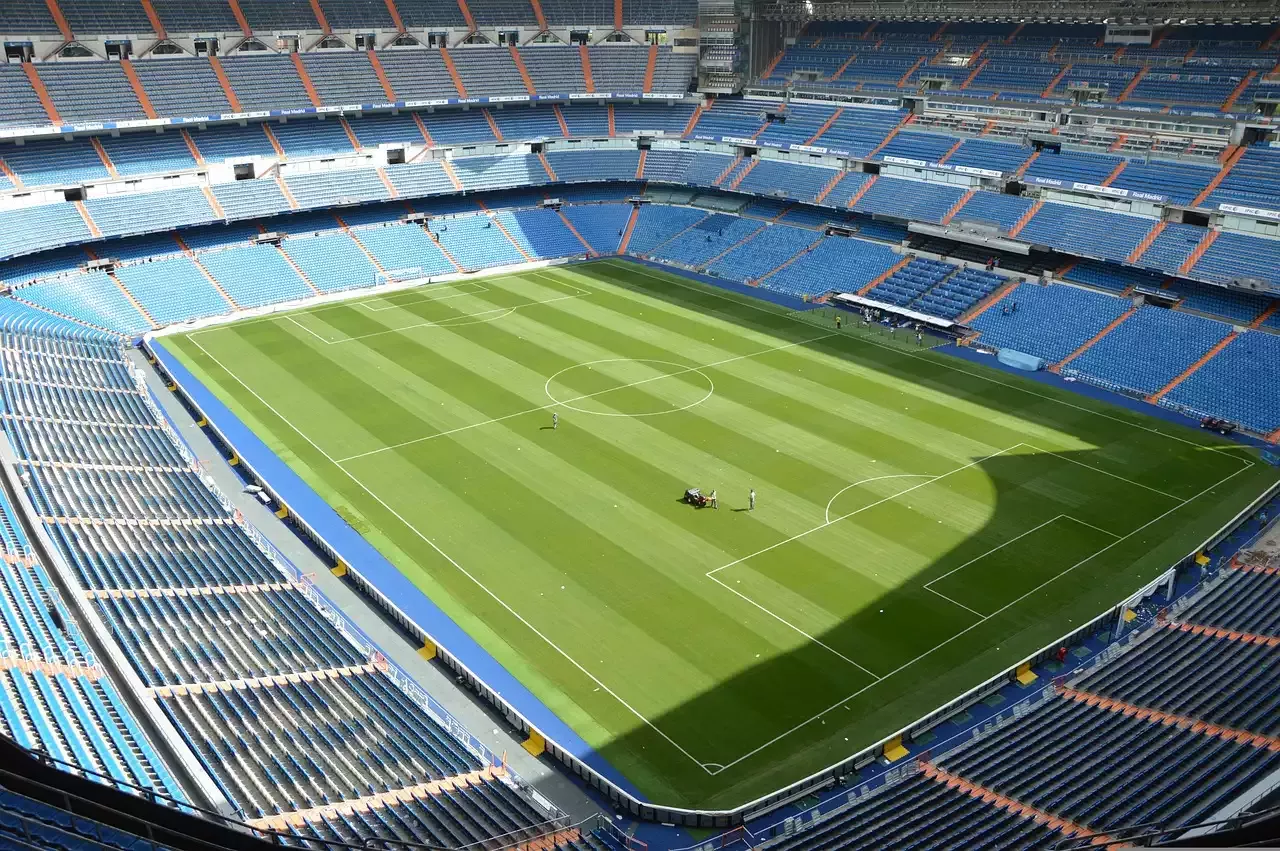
[[883, 735, 908, 762], [418, 639, 437, 660], [1015, 661, 1037, 686], [522, 730, 546, 758]]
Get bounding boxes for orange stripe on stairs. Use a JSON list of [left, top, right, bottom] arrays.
[[74, 200, 101, 239], [119, 59, 157, 119], [1127, 220, 1166, 264], [383, 0, 405, 32], [858, 256, 909, 296], [139, 0, 168, 38], [475, 201, 532, 262], [22, 63, 61, 125], [553, 104, 571, 138], [1060, 686, 1280, 750], [455, 0, 477, 32], [643, 43, 658, 91], [510, 47, 537, 95], [225, 0, 252, 37], [919, 762, 1119, 844], [308, 0, 330, 32], [208, 57, 242, 112], [618, 205, 639, 253], [90, 138, 117, 179], [557, 210, 595, 255], [440, 48, 468, 97], [1052, 307, 1136, 373], [368, 51, 397, 101], [290, 53, 323, 107], [528, 0, 547, 31], [1178, 228, 1218, 275], [579, 45, 595, 92], [44, 0, 73, 42], [1147, 331, 1236, 402]]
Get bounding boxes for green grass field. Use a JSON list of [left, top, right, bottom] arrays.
[[163, 259, 1278, 809]]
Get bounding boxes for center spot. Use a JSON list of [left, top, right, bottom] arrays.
[[544, 358, 715, 417]]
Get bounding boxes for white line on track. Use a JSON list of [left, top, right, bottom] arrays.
[[187, 332, 721, 773], [1021, 442, 1188, 502], [923, 587, 987, 618], [336, 332, 837, 463]]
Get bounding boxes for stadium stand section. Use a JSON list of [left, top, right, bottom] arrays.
[[0, 7, 1279, 848]]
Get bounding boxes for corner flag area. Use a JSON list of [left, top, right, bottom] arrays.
[[163, 258, 1278, 809]]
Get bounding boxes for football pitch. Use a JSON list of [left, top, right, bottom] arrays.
[[163, 258, 1278, 808]]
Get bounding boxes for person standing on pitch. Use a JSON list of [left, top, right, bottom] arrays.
[[709, 489, 718, 509], [552, 411, 559, 430], [749, 488, 756, 511]]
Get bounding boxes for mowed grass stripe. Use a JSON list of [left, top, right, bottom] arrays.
[[165, 260, 1278, 808], [245, 285, 875, 719]]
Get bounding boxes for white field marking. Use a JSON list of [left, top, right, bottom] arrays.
[[923, 587, 987, 619], [707, 445, 1026, 578], [285, 315, 333, 345], [358, 281, 490, 311], [1021, 442, 1188, 503], [336, 332, 837, 463], [923, 514, 1115, 592], [705, 571, 882, 679], [185, 333, 719, 773], [706, 460, 1252, 775], [543, 358, 715, 418], [608, 261, 1257, 468], [824, 474, 934, 524]]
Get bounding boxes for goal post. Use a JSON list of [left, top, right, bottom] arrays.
[[375, 267, 424, 287]]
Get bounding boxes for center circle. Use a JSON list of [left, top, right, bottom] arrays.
[[544, 358, 715, 417]]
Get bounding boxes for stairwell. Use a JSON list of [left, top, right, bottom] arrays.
[[1191, 146, 1245, 207], [959, 58, 988, 90], [73, 201, 101, 238], [829, 55, 857, 81], [1117, 66, 1149, 102], [698, 223, 766, 271], [1127, 220, 1167, 263], [919, 762, 1117, 845], [368, 51, 397, 101], [528, 0, 547, 31], [225, 0, 252, 36], [804, 107, 843, 145], [201, 186, 225, 219], [846, 174, 878, 208], [290, 53, 323, 107], [1223, 70, 1259, 112], [1178, 228, 1219, 275], [643, 44, 658, 92], [1040, 63, 1072, 97], [334, 216, 386, 273], [275, 245, 322, 294], [1007, 200, 1043, 238], [1147, 332, 1237, 402], [897, 56, 926, 87], [119, 60, 157, 119], [43, 0, 74, 42], [538, 152, 557, 181], [454, 0, 477, 31], [1100, 160, 1127, 186], [511, 47, 537, 96], [552, 104, 571, 138], [274, 173, 299, 210], [1013, 150, 1040, 179], [958, 279, 1019, 324], [440, 48, 468, 97], [184, 250, 241, 309], [939, 188, 975, 225], [208, 57, 242, 111], [857, 256, 910, 296], [557, 211, 595, 256], [683, 99, 710, 136], [754, 233, 825, 285], [107, 271, 158, 328], [714, 154, 744, 186], [1252, 300, 1279, 329], [618, 206, 639, 254], [866, 115, 912, 159], [814, 171, 847, 205], [727, 158, 758, 191], [90, 138, 118, 179], [635, 149, 646, 179], [1052, 307, 1137, 373], [22, 63, 61, 124], [579, 45, 596, 93]]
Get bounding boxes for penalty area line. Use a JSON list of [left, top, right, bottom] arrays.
[[709, 460, 1252, 776], [184, 333, 721, 775]]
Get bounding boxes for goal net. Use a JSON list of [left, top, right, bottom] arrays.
[[375, 267, 424, 287]]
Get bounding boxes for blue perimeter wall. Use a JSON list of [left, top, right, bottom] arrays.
[[148, 337, 646, 802]]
